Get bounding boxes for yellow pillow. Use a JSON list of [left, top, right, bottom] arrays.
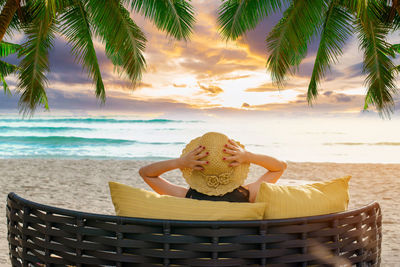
[[255, 176, 351, 219], [109, 182, 266, 221]]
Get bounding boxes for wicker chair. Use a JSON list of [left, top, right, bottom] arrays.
[[6, 192, 382, 267]]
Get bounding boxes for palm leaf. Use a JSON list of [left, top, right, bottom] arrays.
[[0, 40, 20, 57], [356, 2, 396, 116], [88, 0, 146, 86], [308, 2, 353, 103], [393, 64, 400, 73], [60, 0, 105, 101], [342, 0, 368, 17], [0, 59, 17, 95], [391, 10, 400, 30], [128, 0, 195, 41], [3, 1, 38, 39], [217, 0, 288, 40], [391, 43, 400, 53], [266, 0, 327, 85], [3, 12, 21, 39], [1, 72, 11, 95], [0, 59, 17, 76], [0, 41, 20, 95], [16, 1, 56, 115]]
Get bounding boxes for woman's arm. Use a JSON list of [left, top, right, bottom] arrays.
[[223, 139, 287, 202], [244, 152, 287, 202], [139, 146, 208, 197]]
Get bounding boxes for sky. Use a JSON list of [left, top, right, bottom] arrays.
[[1, 0, 400, 119]]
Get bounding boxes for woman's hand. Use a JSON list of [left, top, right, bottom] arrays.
[[178, 146, 209, 170], [223, 139, 249, 167]]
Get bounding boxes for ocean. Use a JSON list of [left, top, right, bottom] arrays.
[[0, 115, 399, 163]]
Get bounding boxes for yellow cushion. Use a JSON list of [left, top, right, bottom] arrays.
[[255, 176, 351, 219], [109, 182, 266, 220]]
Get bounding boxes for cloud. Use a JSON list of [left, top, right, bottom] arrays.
[[236, 10, 326, 60], [319, 90, 356, 103], [334, 94, 352, 103], [236, 13, 283, 58], [245, 83, 279, 92], [137, 82, 153, 88], [219, 74, 251, 81], [346, 62, 364, 78], [248, 90, 366, 114], [47, 38, 93, 85], [245, 79, 308, 92], [173, 83, 186, 88], [198, 83, 224, 95], [0, 92, 19, 110], [294, 61, 346, 80], [177, 52, 259, 78]]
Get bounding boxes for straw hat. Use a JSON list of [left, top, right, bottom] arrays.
[[180, 132, 250, 196]]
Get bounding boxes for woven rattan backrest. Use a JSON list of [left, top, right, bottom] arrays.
[[6, 192, 381, 266]]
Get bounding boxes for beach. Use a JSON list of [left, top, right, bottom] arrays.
[[0, 159, 399, 265]]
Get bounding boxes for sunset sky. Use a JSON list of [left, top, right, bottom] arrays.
[[1, 0, 400, 119]]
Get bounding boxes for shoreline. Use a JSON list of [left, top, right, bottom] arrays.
[[0, 159, 399, 264], [3, 156, 400, 165]]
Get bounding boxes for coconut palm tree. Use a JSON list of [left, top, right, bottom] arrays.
[[0, 0, 195, 114], [217, 0, 397, 116]]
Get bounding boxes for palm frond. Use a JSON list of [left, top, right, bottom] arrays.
[[88, 0, 146, 86], [391, 10, 400, 30], [16, 1, 56, 115], [308, 2, 353, 103], [217, 0, 288, 41], [266, 0, 327, 85], [0, 59, 17, 95], [60, 0, 105, 101], [0, 41, 20, 95], [3, 0, 42, 39], [1, 72, 11, 95], [0, 40, 20, 57], [356, 3, 396, 116], [342, 0, 369, 17], [128, 0, 195, 41], [392, 64, 400, 73], [391, 43, 400, 53], [3, 10, 23, 39], [0, 59, 17, 76]]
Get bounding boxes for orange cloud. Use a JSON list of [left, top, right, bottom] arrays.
[[173, 83, 187, 88], [220, 74, 251, 81], [198, 83, 224, 95]]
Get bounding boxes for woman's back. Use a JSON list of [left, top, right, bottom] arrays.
[[185, 186, 249, 202]]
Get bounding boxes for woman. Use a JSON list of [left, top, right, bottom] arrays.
[[139, 132, 287, 203]]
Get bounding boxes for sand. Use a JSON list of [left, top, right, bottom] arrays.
[[0, 159, 399, 266]]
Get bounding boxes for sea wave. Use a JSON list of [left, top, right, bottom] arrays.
[[0, 154, 175, 160], [0, 136, 185, 146], [324, 142, 400, 146], [0, 118, 200, 123], [0, 126, 93, 132]]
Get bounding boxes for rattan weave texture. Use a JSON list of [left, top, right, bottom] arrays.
[[6, 192, 381, 266]]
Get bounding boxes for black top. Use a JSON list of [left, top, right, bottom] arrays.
[[185, 186, 250, 202]]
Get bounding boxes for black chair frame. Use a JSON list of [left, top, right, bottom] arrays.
[[6, 192, 382, 266]]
